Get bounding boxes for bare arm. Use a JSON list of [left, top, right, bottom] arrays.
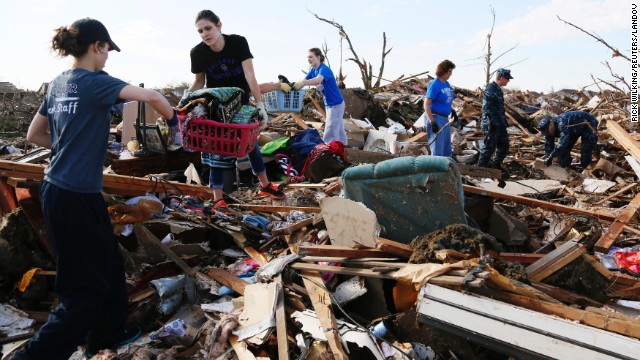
[[242, 58, 262, 103], [424, 97, 435, 124], [27, 113, 51, 148], [118, 85, 174, 120], [299, 74, 324, 87], [189, 73, 205, 92]]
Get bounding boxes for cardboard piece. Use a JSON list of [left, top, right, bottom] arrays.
[[320, 197, 380, 248]]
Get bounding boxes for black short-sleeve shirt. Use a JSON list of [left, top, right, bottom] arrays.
[[190, 34, 253, 104]]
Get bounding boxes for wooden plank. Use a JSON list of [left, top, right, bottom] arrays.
[[593, 193, 640, 253], [607, 120, 640, 164], [527, 241, 586, 282], [375, 237, 413, 259], [497, 252, 545, 265], [298, 244, 393, 258], [462, 184, 616, 221], [274, 275, 288, 360], [406, 132, 428, 143], [291, 113, 311, 129], [308, 97, 327, 118], [134, 224, 194, 275], [272, 218, 313, 236], [301, 271, 347, 360], [0, 160, 213, 198], [291, 262, 394, 278], [594, 183, 637, 205], [229, 335, 257, 360], [207, 268, 248, 295], [230, 204, 321, 214], [529, 280, 604, 307]]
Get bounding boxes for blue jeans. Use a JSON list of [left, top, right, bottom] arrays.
[[11, 181, 128, 360], [427, 113, 452, 157], [210, 141, 266, 189]]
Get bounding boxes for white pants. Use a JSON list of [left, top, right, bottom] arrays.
[[323, 101, 348, 145]]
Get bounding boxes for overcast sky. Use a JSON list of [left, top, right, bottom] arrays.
[[0, 0, 631, 94]]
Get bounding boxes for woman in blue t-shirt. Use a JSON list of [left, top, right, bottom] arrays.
[[292, 48, 348, 145], [15, 18, 177, 360], [424, 59, 456, 157]]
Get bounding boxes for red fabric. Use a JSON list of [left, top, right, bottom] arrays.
[[290, 141, 346, 183], [615, 251, 640, 273]]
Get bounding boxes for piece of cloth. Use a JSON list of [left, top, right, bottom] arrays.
[[12, 181, 128, 360], [190, 34, 253, 104], [323, 101, 347, 145], [426, 78, 453, 116], [544, 110, 598, 168], [37, 68, 127, 193], [305, 63, 344, 106], [260, 137, 290, 155], [427, 113, 452, 157], [286, 128, 325, 173]]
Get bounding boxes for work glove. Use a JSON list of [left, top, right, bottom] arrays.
[[178, 91, 191, 108], [280, 82, 291, 93], [292, 80, 305, 90], [543, 156, 553, 166], [430, 121, 440, 134], [257, 102, 269, 126]]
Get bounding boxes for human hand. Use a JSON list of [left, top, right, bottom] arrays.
[[280, 83, 291, 93], [292, 80, 305, 90], [257, 102, 268, 126], [430, 121, 440, 134]]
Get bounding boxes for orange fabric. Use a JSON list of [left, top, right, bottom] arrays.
[[18, 268, 42, 292]]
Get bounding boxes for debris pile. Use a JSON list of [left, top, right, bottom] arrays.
[[0, 77, 639, 359]]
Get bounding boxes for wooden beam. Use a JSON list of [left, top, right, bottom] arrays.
[[298, 244, 393, 258], [526, 241, 586, 281], [489, 289, 640, 340], [274, 275, 289, 360], [593, 193, 640, 253], [606, 120, 640, 164], [134, 224, 194, 275], [230, 204, 320, 214], [308, 97, 327, 118], [593, 182, 637, 205], [529, 280, 604, 307], [462, 184, 616, 221], [375, 237, 413, 259], [207, 268, 248, 295], [272, 218, 314, 236], [301, 271, 347, 360], [497, 252, 545, 265], [406, 132, 428, 143], [291, 113, 310, 129]]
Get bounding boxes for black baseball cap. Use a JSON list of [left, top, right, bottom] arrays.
[[71, 18, 120, 52]]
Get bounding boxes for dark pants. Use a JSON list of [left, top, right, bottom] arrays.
[[557, 131, 597, 168], [477, 125, 509, 167], [11, 181, 128, 360]]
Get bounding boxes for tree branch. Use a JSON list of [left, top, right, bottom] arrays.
[[557, 15, 630, 62]]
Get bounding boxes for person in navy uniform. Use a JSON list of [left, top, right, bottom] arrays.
[[477, 68, 513, 169], [537, 110, 598, 169]]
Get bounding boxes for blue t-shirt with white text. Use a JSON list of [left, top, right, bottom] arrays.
[[426, 79, 453, 115], [38, 68, 127, 193]]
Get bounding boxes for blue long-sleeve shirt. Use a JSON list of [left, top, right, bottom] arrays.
[[545, 110, 598, 161], [481, 81, 507, 128]]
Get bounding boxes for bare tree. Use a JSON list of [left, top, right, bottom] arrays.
[[469, 6, 527, 85], [310, 11, 391, 90]]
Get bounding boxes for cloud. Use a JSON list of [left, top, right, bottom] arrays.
[[465, 0, 626, 52]]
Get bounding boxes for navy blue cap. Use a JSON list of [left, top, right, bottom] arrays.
[[537, 117, 551, 131], [71, 18, 120, 52], [496, 68, 513, 79]]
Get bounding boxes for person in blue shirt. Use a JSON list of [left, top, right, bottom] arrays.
[[13, 18, 178, 360], [537, 110, 598, 169], [477, 68, 513, 169], [292, 48, 347, 145], [424, 60, 456, 157]]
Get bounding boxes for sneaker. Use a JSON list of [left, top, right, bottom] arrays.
[[258, 183, 285, 199], [212, 199, 233, 219]]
